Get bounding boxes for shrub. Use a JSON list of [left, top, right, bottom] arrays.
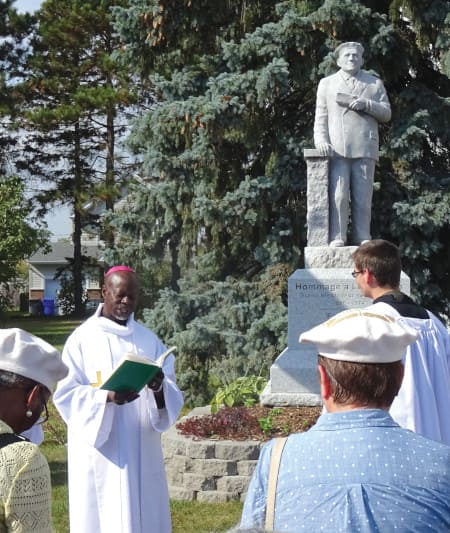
[[210, 375, 267, 414]]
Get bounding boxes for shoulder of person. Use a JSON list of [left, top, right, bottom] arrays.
[[65, 319, 92, 343], [321, 70, 340, 82], [407, 429, 450, 458], [360, 69, 383, 81], [1, 438, 48, 471]]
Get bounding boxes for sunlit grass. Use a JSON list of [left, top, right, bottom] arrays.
[[0, 313, 81, 351], [171, 500, 242, 533]]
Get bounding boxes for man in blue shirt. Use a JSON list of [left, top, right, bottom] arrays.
[[240, 309, 450, 532]]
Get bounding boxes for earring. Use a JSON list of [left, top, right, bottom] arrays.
[[26, 410, 33, 418]]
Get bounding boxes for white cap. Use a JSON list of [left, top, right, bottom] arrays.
[[0, 328, 68, 392], [299, 309, 419, 363]]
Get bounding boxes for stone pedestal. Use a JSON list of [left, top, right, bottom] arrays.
[[304, 149, 329, 246], [261, 262, 411, 407], [261, 148, 410, 406]]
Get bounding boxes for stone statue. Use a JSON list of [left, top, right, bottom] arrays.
[[314, 42, 391, 247]]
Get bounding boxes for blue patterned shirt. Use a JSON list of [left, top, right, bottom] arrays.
[[240, 409, 450, 532]]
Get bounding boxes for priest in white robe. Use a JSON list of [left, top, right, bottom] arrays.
[[353, 240, 450, 444], [53, 266, 184, 533], [370, 299, 450, 443]]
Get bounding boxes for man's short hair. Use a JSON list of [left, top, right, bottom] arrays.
[[318, 355, 404, 408], [352, 239, 402, 287], [335, 41, 364, 59]]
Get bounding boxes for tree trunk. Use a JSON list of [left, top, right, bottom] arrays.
[[72, 121, 85, 318]]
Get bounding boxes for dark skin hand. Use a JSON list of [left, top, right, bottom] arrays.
[[148, 369, 164, 392], [148, 369, 165, 409], [106, 390, 140, 405], [105, 370, 165, 406]]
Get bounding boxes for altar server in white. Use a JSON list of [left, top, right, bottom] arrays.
[[53, 266, 184, 533], [353, 240, 450, 444]]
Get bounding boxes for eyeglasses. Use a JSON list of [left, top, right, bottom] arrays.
[[351, 270, 364, 278], [36, 389, 49, 425], [37, 400, 49, 425]]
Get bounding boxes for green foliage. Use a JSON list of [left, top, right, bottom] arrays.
[[0, 176, 48, 280], [56, 272, 88, 316], [210, 375, 267, 414], [108, 0, 450, 400], [258, 407, 283, 435], [0, 176, 49, 311], [142, 270, 287, 406], [14, 0, 140, 316]]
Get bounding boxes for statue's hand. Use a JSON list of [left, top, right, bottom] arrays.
[[348, 98, 367, 112], [316, 143, 333, 157]]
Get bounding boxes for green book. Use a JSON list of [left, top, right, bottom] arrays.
[[100, 346, 176, 393]]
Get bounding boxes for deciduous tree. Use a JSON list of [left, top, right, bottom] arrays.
[[0, 175, 48, 291]]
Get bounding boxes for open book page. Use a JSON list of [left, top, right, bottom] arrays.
[[100, 346, 177, 393], [156, 345, 177, 366]]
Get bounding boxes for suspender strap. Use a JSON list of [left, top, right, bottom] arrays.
[[265, 436, 288, 531]]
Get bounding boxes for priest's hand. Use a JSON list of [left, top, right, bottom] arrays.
[[148, 370, 166, 409], [148, 369, 164, 392], [107, 390, 140, 405]]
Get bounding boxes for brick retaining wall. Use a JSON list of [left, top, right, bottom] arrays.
[[162, 406, 263, 502]]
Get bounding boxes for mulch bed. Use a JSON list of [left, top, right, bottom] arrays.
[[176, 405, 322, 442]]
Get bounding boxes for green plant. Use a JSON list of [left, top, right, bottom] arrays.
[[257, 415, 273, 435], [257, 407, 283, 435], [210, 376, 267, 414]]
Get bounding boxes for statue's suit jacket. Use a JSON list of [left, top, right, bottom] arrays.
[[314, 69, 391, 161]]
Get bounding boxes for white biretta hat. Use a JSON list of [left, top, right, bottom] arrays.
[[299, 309, 419, 363], [0, 328, 68, 392]]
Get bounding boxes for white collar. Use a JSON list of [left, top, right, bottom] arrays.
[[93, 304, 135, 337]]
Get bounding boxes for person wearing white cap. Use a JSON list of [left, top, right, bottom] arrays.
[[240, 309, 450, 532], [53, 266, 183, 533], [0, 328, 68, 533], [353, 239, 450, 444]]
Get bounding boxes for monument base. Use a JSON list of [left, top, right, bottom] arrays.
[[260, 384, 322, 407], [304, 245, 358, 268], [260, 346, 322, 406], [261, 265, 410, 407]]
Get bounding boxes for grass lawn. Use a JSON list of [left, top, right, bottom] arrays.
[[1, 314, 243, 532]]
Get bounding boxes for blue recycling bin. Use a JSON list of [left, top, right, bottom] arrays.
[[42, 299, 55, 317]]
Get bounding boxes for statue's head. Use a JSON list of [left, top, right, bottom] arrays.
[[335, 42, 364, 74]]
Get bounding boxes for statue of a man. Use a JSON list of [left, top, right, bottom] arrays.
[[314, 42, 391, 247]]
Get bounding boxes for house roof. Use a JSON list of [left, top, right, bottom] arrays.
[[28, 242, 103, 265]]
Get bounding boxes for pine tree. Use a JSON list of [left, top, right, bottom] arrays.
[[111, 0, 450, 403], [0, 1, 36, 173], [0, 2, 48, 308], [17, 0, 139, 316]]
